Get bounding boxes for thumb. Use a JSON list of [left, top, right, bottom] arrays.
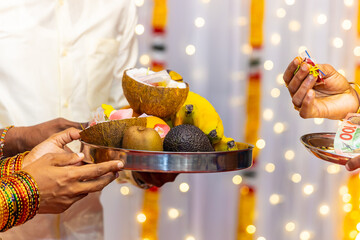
[[49, 152, 85, 166], [51, 128, 81, 147]]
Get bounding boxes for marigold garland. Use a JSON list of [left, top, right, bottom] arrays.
[[342, 2, 360, 239], [140, 0, 167, 238], [141, 187, 160, 240], [237, 0, 264, 239]]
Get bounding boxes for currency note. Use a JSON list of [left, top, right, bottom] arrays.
[[334, 113, 360, 157]]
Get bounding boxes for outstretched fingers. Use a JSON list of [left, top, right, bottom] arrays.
[[73, 160, 125, 181]]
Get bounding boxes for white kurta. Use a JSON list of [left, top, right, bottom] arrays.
[[0, 0, 138, 239]]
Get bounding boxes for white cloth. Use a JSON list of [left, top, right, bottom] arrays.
[[0, 0, 138, 239]]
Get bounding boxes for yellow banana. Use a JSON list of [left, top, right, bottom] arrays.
[[173, 91, 224, 144], [214, 137, 238, 151]]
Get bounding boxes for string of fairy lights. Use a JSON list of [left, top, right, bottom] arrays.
[[117, 0, 360, 239]]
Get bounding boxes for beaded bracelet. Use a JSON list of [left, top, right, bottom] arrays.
[[350, 82, 360, 113], [0, 170, 40, 232], [0, 125, 14, 159]]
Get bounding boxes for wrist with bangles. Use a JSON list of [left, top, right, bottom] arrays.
[[0, 153, 40, 232], [0, 126, 14, 159]]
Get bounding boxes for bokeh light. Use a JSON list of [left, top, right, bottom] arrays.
[[269, 194, 281, 205], [303, 184, 314, 195], [333, 37, 344, 48], [314, 118, 324, 125], [194, 17, 205, 28], [186, 45, 196, 55], [134, 0, 144, 7], [246, 225, 256, 234], [276, 8, 286, 18], [139, 54, 150, 66], [263, 109, 274, 121], [271, 33, 281, 45], [256, 139, 266, 149], [342, 19, 352, 30], [327, 164, 340, 174], [343, 193, 351, 203], [137, 213, 146, 223], [265, 163, 275, 173], [344, 0, 354, 7], [319, 204, 330, 215], [271, 88, 281, 98], [276, 73, 285, 85], [179, 183, 190, 193], [135, 24, 145, 35], [285, 222, 296, 232], [120, 186, 130, 196], [291, 173, 302, 183], [168, 208, 180, 219], [300, 231, 311, 240], [185, 236, 196, 240], [289, 20, 301, 31], [317, 14, 327, 24], [344, 203, 352, 212], [354, 46, 360, 56], [285, 150, 295, 161], [274, 122, 285, 134], [264, 60, 274, 70], [242, 44, 253, 55], [339, 185, 348, 195], [232, 175, 243, 185]]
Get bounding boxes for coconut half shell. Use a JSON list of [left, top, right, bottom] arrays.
[[80, 118, 147, 148], [122, 68, 189, 118]]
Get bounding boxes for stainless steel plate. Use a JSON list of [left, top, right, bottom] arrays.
[[300, 132, 350, 165], [80, 141, 253, 173]]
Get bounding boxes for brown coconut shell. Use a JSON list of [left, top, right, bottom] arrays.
[[80, 118, 147, 148], [122, 69, 189, 118]]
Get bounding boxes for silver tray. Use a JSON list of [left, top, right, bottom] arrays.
[[300, 132, 350, 165], [80, 141, 253, 173]]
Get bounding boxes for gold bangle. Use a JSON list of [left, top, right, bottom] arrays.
[[349, 82, 360, 113]]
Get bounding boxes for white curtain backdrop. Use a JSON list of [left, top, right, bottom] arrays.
[[100, 0, 359, 239]]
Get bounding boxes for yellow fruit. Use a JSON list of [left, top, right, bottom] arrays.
[[214, 137, 239, 151], [173, 91, 224, 144], [146, 116, 168, 128], [145, 116, 170, 139], [167, 70, 183, 81], [102, 104, 115, 118]]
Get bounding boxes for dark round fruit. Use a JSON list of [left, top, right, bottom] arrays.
[[163, 124, 214, 152]]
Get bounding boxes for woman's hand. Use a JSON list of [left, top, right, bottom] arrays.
[[283, 57, 359, 120], [22, 127, 125, 214], [23, 152, 124, 214]]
